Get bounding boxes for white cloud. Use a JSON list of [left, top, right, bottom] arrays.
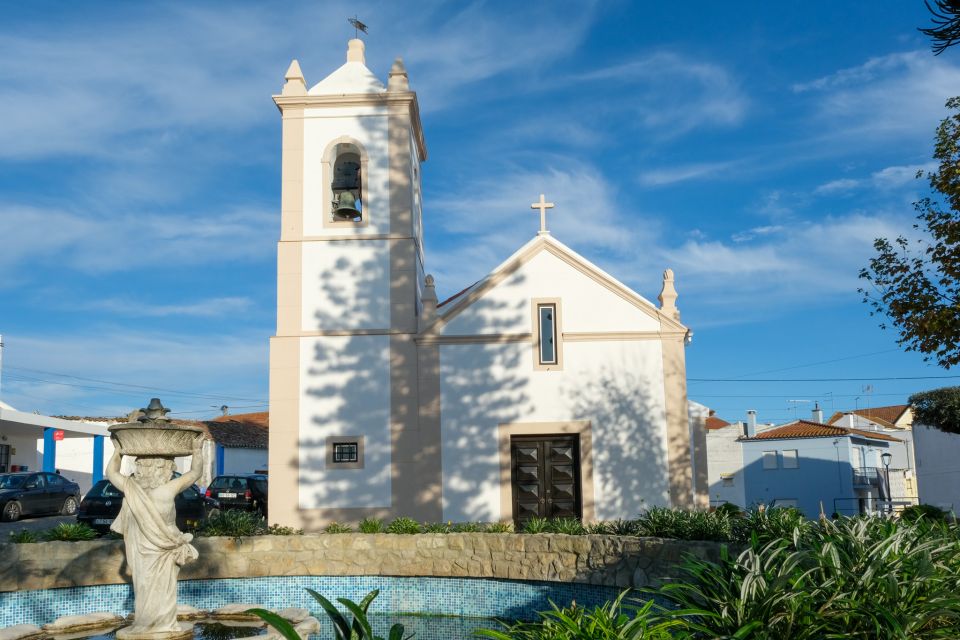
[[2, 330, 268, 417], [731, 225, 785, 243], [794, 51, 960, 141], [576, 52, 748, 136], [639, 161, 739, 187], [815, 178, 861, 195], [871, 163, 933, 188], [75, 296, 253, 318], [0, 203, 273, 278]]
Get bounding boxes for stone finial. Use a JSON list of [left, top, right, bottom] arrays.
[[388, 57, 409, 91], [420, 274, 438, 331], [282, 59, 306, 96], [347, 38, 365, 63], [137, 398, 171, 424], [658, 268, 680, 321]]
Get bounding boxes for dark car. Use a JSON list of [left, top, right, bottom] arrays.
[[0, 472, 81, 521], [206, 474, 267, 515], [77, 479, 218, 532]]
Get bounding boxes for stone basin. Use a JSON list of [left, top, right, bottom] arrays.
[[108, 423, 205, 457]]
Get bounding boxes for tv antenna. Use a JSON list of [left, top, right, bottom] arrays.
[[348, 16, 368, 39]]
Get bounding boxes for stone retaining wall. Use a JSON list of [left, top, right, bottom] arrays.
[[0, 534, 727, 593]]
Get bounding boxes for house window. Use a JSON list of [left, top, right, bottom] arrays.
[[332, 442, 358, 463], [762, 450, 778, 469], [326, 436, 364, 469], [782, 449, 799, 469], [532, 298, 563, 370]]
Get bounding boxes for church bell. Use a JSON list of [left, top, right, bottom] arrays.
[[333, 190, 361, 220]]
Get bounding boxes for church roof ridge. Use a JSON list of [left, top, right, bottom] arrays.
[[430, 233, 687, 334]]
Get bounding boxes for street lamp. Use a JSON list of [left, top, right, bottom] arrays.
[[881, 452, 893, 514]]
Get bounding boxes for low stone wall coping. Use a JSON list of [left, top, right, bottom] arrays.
[[0, 534, 729, 593]]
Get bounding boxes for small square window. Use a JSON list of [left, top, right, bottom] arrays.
[[782, 450, 799, 469], [326, 436, 364, 469], [762, 451, 778, 470], [332, 442, 358, 463]]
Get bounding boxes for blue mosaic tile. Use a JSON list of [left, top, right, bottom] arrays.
[[0, 577, 625, 628]]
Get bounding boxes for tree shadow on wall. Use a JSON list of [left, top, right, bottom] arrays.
[[567, 366, 670, 519]]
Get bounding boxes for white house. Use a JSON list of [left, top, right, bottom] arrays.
[[912, 423, 960, 512], [268, 39, 704, 530]]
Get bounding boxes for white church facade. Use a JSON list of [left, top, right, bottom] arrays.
[[268, 39, 704, 530]]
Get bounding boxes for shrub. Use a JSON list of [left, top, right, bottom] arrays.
[[324, 521, 353, 534], [8, 529, 38, 543], [635, 507, 731, 541], [43, 522, 97, 541], [386, 517, 421, 534], [900, 503, 950, 522], [732, 506, 808, 546], [521, 517, 549, 534], [421, 522, 450, 533], [714, 502, 742, 518], [451, 521, 485, 533], [197, 509, 266, 538], [477, 591, 679, 640], [486, 522, 513, 533], [266, 524, 302, 536], [358, 517, 385, 534], [546, 517, 586, 535], [656, 516, 960, 637]]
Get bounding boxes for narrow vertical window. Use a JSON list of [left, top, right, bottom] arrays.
[[538, 303, 557, 365]]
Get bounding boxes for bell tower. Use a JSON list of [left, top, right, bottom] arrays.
[[269, 39, 431, 529]]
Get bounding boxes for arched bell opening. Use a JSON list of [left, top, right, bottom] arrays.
[[331, 143, 363, 222]]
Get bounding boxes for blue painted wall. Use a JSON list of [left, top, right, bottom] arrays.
[[743, 437, 855, 518]]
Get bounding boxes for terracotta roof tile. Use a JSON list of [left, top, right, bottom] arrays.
[[826, 405, 910, 428], [743, 420, 901, 443], [706, 416, 732, 430], [204, 412, 268, 449]]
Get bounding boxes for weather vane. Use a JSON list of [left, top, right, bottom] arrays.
[[348, 16, 368, 39]]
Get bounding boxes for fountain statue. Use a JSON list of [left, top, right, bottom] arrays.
[[107, 398, 207, 640]]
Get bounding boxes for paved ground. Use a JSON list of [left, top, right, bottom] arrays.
[[0, 514, 76, 534]]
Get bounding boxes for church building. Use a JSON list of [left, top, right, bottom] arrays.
[[268, 39, 704, 530]]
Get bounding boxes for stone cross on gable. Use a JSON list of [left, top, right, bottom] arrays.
[[530, 194, 555, 235]]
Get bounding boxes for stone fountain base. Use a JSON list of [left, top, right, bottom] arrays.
[[116, 622, 194, 640]]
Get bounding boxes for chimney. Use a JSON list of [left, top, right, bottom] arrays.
[[812, 402, 823, 424], [745, 410, 757, 437]]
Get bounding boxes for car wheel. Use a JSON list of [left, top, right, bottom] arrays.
[[2, 501, 21, 522], [60, 496, 79, 516]]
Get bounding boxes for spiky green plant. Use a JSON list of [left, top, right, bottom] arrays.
[[486, 522, 513, 533], [43, 522, 98, 541], [196, 509, 266, 539], [248, 589, 409, 640], [635, 507, 731, 541], [324, 521, 353, 534], [732, 506, 808, 546], [521, 517, 549, 534], [358, 517, 385, 534], [451, 521, 485, 533], [421, 521, 450, 533], [8, 529, 38, 543], [476, 591, 680, 640], [546, 517, 586, 535], [386, 517, 421, 534], [266, 524, 303, 536]]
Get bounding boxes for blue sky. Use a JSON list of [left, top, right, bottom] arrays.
[[1, 1, 958, 423]]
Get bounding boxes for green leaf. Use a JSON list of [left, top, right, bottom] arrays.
[[245, 609, 301, 640]]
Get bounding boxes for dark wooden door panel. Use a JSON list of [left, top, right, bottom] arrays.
[[511, 435, 581, 528]]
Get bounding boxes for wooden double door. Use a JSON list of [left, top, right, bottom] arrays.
[[510, 435, 582, 527]]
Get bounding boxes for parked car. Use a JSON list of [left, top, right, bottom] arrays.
[[0, 472, 81, 522], [206, 474, 267, 515], [77, 479, 218, 532]]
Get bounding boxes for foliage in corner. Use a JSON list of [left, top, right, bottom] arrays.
[[920, 0, 960, 55], [860, 97, 960, 368], [248, 589, 409, 640], [910, 385, 960, 434]]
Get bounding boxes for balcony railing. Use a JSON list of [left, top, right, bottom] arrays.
[[852, 467, 881, 487]]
